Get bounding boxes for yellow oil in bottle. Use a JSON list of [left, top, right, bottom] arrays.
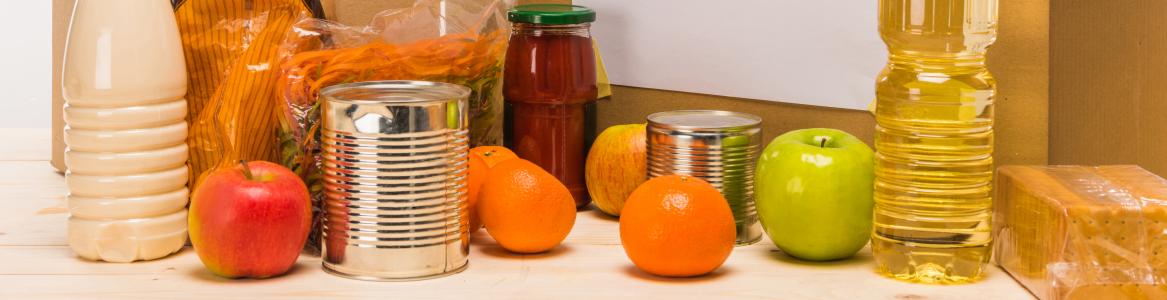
[[873, 0, 998, 284]]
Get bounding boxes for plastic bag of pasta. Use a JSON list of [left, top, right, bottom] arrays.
[[276, 0, 508, 254], [175, 0, 323, 189]]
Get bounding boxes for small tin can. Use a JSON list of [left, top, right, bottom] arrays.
[[319, 80, 470, 281], [646, 110, 763, 246]]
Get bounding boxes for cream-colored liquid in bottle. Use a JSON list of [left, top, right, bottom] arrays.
[[62, 0, 189, 263]]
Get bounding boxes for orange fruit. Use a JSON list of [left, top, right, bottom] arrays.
[[478, 159, 576, 253], [619, 175, 735, 277], [467, 146, 518, 234]]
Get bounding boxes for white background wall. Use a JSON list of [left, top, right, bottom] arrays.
[[0, 1, 51, 128], [577, 0, 883, 110], [0, 1, 882, 129]]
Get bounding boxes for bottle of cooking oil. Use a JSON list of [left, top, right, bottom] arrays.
[[872, 0, 998, 284]]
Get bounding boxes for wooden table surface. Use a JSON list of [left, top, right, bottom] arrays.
[[0, 128, 1035, 299]]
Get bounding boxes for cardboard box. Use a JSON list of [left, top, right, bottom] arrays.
[[52, 0, 1059, 171], [603, 0, 1050, 170], [321, 0, 555, 26], [315, 0, 1050, 169], [50, 0, 72, 172], [1049, 0, 1167, 177], [318, 0, 414, 26]]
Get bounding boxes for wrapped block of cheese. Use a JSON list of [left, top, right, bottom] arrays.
[[994, 165, 1167, 300]]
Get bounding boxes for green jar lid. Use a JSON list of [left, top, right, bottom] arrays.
[[508, 4, 595, 25]]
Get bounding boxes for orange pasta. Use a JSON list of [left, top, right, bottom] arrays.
[[175, 0, 319, 188], [278, 31, 506, 181], [274, 1, 508, 256]]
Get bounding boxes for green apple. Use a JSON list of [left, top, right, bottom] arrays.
[[755, 128, 874, 261]]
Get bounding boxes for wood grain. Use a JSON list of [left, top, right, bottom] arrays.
[[0, 128, 53, 162], [0, 128, 1033, 299]]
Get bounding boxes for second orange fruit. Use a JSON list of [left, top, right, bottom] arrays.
[[467, 146, 518, 234], [620, 175, 736, 277], [478, 159, 576, 253]]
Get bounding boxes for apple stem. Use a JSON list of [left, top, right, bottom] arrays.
[[239, 160, 254, 181], [820, 139, 827, 148]]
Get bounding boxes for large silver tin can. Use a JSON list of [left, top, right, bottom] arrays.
[[320, 81, 470, 281], [646, 110, 763, 246]]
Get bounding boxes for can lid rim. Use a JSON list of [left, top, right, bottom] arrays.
[[646, 110, 762, 131], [320, 80, 472, 104]]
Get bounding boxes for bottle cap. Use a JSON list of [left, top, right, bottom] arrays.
[[508, 4, 595, 25]]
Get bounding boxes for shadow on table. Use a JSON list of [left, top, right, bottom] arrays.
[[468, 229, 491, 244], [186, 261, 312, 283], [621, 265, 732, 283], [478, 244, 574, 260], [586, 206, 619, 222], [766, 249, 873, 268]]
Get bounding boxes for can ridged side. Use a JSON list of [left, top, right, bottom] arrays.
[[646, 110, 763, 246], [319, 80, 471, 281]]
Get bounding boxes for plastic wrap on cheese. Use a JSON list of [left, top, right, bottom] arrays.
[[994, 165, 1167, 300]]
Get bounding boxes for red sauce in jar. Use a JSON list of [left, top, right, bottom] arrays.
[[504, 24, 597, 208]]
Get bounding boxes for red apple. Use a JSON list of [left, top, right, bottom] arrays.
[[189, 160, 311, 278]]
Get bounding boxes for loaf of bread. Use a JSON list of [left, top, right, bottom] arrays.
[[994, 165, 1167, 300]]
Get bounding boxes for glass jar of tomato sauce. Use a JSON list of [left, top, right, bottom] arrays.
[[504, 4, 598, 208]]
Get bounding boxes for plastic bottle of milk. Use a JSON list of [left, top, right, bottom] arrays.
[[61, 0, 190, 262]]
